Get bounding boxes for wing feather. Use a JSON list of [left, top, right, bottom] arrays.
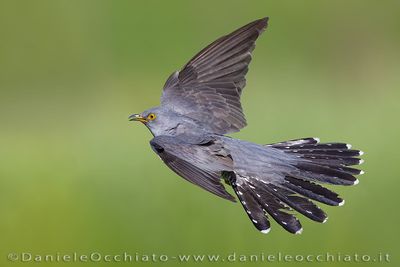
[[150, 136, 235, 202], [161, 18, 269, 134]]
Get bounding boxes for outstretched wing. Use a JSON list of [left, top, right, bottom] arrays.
[[150, 135, 235, 202], [161, 18, 269, 134]]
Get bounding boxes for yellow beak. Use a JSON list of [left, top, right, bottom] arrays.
[[128, 114, 147, 123]]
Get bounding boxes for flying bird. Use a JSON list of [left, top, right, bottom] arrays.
[[129, 17, 364, 234]]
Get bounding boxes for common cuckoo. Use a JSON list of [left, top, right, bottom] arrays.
[[129, 17, 364, 234]]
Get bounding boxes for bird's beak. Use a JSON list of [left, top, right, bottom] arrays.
[[129, 114, 147, 123]]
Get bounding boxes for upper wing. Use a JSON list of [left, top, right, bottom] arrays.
[[150, 135, 235, 202], [161, 17, 269, 134]]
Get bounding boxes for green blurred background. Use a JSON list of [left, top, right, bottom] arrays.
[[1, 0, 399, 266]]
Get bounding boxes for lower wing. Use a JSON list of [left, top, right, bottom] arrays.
[[150, 135, 235, 202]]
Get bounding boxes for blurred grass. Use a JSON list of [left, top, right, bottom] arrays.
[[0, 0, 399, 266]]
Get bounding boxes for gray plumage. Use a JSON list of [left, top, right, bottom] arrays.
[[129, 17, 364, 234]]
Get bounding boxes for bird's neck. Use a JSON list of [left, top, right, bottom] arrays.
[[150, 121, 209, 137]]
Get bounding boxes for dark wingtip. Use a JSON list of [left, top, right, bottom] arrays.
[[256, 17, 269, 30], [241, 17, 269, 34]]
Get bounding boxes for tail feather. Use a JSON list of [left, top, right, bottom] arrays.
[[278, 143, 351, 150], [252, 182, 302, 234], [266, 137, 319, 147], [325, 165, 364, 176], [232, 181, 271, 233], [268, 137, 363, 185], [284, 176, 343, 206], [293, 162, 358, 185], [266, 138, 364, 168], [261, 199, 303, 234], [286, 149, 361, 158], [252, 179, 327, 223], [297, 155, 363, 166], [230, 137, 363, 234], [233, 175, 302, 234]]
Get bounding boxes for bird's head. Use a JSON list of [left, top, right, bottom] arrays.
[[129, 108, 157, 124], [130, 106, 208, 137], [129, 106, 176, 136]]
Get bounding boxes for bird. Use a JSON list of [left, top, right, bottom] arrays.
[[129, 17, 364, 234]]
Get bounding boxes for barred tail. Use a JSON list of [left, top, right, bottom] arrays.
[[265, 137, 364, 186], [231, 137, 364, 234], [232, 176, 303, 234]]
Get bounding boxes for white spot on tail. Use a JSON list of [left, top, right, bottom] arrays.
[[359, 151, 364, 156], [353, 179, 359, 185], [252, 219, 258, 224], [322, 217, 329, 223], [261, 228, 271, 234], [359, 159, 364, 165], [338, 199, 345, 206], [359, 170, 365, 175], [346, 144, 352, 149], [295, 228, 303, 235], [314, 137, 320, 143]]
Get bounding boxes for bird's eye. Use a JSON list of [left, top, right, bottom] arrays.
[[147, 113, 156, 121]]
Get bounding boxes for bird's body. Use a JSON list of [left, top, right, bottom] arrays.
[[130, 17, 364, 234]]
